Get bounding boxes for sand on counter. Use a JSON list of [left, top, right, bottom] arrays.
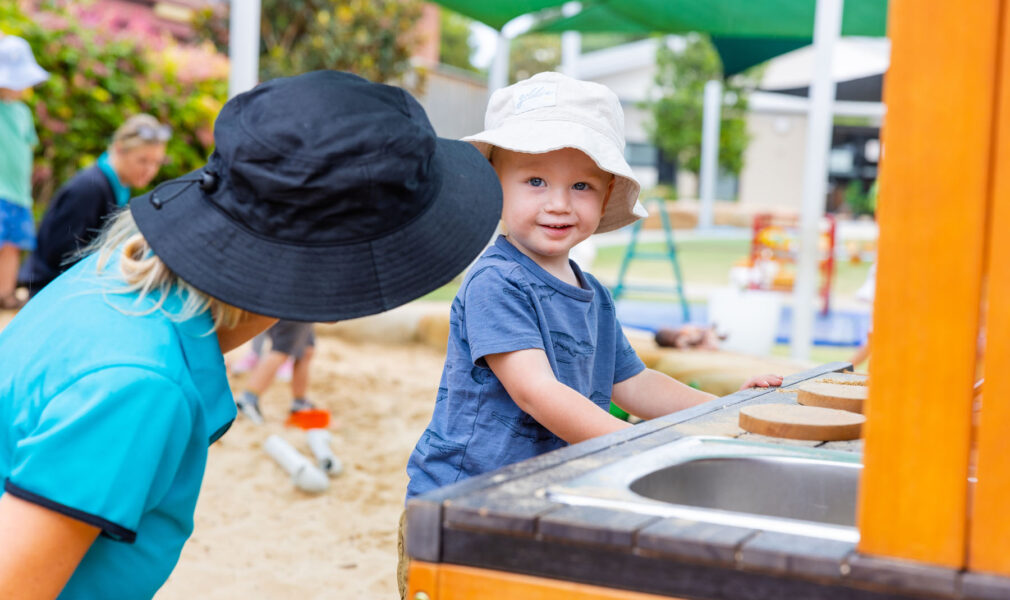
[[157, 330, 447, 600]]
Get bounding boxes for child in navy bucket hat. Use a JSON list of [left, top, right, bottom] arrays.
[[0, 70, 501, 599]]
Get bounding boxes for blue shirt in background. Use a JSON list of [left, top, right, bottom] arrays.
[[0, 251, 236, 599], [406, 236, 645, 500]]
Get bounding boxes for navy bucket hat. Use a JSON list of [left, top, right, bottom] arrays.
[[131, 71, 502, 321]]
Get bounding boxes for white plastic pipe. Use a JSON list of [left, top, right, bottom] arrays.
[[699, 79, 723, 230], [264, 435, 329, 493], [228, 0, 261, 99], [791, 0, 843, 361], [306, 429, 343, 476]]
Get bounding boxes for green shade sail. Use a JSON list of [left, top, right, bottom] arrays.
[[536, 0, 887, 38], [431, 0, 887, 76], [430, 0, 568, 30], [711, 36, 812, 76]]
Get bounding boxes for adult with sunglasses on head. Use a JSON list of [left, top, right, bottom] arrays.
[[21, 114, 170, 296], [0, 70, 501, 600]]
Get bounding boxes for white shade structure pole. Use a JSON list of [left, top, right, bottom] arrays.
[[228, 0, 261, 98], [791, 0, 843, 360], [699, 79, 723, 229], [560, 2, 582, 77], [489, 29, 510, 92]]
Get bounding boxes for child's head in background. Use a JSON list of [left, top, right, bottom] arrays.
[[464, 72, 646, 274], [0, 35, 49, 101]]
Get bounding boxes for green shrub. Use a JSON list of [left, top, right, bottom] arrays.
[[1, 1, 227, 209]]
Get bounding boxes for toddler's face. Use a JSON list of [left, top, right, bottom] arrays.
[[493, 147, 613, 270]]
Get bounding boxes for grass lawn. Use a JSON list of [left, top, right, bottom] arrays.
[[424, 238, 873, 303], [592, 239, 873, 297]]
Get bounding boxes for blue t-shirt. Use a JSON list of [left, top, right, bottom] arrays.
[[0, 251, 236, 599], [406, 236, 645, 499]]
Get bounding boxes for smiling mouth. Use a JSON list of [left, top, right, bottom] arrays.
[[542, 224, 573, 229]]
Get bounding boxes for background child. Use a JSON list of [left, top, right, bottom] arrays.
[[399, 72, 780, 597], [235, 320, 317, 424], [0, 35, 48, 309]]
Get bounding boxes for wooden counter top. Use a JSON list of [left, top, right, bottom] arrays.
[[405, 363, 1010, 600]]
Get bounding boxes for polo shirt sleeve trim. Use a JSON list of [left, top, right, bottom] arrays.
[[3, 479, 137, 543]]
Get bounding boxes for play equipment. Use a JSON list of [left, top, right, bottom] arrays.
[[797, 380, 868, 413], [744, 213, 837, 315], [306, 429, 343, 476], [611, 198, 690, 322], [738, 403, 865, 441], [707, 287, 783, 356], [263, 435, 329, 493]]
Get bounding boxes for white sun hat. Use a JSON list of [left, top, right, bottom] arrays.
[[0, 35, 50, 92], [463, 71, 647, 233]]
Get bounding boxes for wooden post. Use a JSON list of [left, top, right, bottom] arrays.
[[969, 0, 1010, 575], [856, 0, 1000, 567]]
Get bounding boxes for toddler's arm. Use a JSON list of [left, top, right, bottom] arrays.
[[612, 369, 784, 419], [612, 368, 715, 419], [485, 348, 631, 444]]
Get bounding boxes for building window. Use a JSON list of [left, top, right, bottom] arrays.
[[625, 142, 657, 167]]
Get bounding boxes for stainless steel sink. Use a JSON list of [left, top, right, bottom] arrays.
[[547, 436, 861, 542]]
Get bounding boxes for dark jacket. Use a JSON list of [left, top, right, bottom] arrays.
[[23, 165, 118, 294]]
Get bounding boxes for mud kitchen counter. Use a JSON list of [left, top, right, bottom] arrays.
[[405, 363, 1010, 600]]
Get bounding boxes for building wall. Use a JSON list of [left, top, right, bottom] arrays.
[[412, 66, 488, 140], [738, 112, 808, 209]]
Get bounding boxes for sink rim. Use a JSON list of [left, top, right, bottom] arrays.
[[546, 435, 862, 543]]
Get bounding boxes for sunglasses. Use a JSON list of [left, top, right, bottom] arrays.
[[124, 124, 172, 143]]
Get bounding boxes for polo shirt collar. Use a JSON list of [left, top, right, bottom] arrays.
[[97, 152, 132, 207], [159, 292, 235, 444]]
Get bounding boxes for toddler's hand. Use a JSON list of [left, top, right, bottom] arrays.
[[739, 374, 783, 390]]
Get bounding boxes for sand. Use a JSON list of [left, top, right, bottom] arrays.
[[157, 328, 447, 600]]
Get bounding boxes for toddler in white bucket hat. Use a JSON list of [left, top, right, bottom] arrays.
[[464, 71, 647, 234], [402, 73, 784, 596]]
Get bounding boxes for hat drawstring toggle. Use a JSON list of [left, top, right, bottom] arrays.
[[149, 170, 218, 210]]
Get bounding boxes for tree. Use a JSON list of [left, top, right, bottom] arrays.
[[439, 8, 478, 72], [509, 33, 560, 83], [647, 34, 757, 179], [194, 0, 424, 85], [1, 1, 226, 206]]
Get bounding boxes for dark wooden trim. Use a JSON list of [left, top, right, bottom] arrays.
[[442, 527, 920, 600]]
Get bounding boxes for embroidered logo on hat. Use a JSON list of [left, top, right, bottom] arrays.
[[514, 83, 558, 114]]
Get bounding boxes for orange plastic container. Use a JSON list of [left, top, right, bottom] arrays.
[[286, 408, 331, 430]]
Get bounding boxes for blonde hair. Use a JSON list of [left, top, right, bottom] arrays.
[[111, 114, 171, 153], [86, 210, 246, 330]]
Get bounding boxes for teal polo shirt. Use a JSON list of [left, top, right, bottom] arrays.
[[0, 99, 39, 208], [0, 250, 236, 599]]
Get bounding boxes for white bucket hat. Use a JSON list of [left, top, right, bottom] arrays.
[[0, 35, 49, 92], [463, 71, 647, 233]]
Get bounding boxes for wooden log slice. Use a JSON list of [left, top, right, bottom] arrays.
[[797, 381, 869, 414], [739, 404, 865, 441]]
